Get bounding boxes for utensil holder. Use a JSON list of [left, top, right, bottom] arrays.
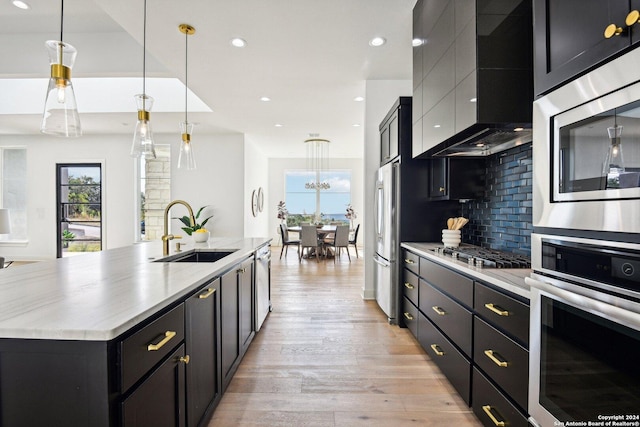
[[442, 229, 461, 248]]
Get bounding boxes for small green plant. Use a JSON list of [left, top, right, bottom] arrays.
[[174, 206, 213, 236]]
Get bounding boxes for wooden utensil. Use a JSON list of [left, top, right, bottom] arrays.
[[447, 218, 454, 230]]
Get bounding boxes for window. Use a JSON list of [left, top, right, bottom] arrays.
[[136, 145, 170, 241], [56, 164, 102, 258], [0, 147, 27, 242], [284, 169, 351, 224]]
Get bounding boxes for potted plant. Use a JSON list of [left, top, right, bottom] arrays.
[[345, 204, 357, 229], [174, 206, 213, 242], [277, 201, 288, 224]]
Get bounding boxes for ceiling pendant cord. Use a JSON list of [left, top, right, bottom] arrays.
[[178, 24, 196, 170]]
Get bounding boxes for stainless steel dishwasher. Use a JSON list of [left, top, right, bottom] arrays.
[[255, 244, 271, 331]]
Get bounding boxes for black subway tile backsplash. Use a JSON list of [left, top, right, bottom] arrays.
[[461, 143, 532, 256]]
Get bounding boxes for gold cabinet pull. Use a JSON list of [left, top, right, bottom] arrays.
[[604, 23, 624, 38], [439, 186, 445, 192], [403, 312, 414, 321], [147, 330, 177, 351], [198, 288, 215, 299], [404, 258, 415, 264], [484, 303, 509, 316], [432, 306, 446, 316], [237, 267, 246, 274], [430, 344, 445, 356], [626, 10, 640, 26], [404, 282, 415, 289], [482, 405, 506, 427], [179, 355, 190, 364], [484, 350, 508, 367]]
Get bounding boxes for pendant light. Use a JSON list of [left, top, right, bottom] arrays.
[[130, 0, 156, 159], [41, 0, 81, 137], [177, 24, 196, 170]]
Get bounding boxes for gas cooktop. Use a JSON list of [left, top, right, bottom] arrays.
[[432, 245, 531, 269]]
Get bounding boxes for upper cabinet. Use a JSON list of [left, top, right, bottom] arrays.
[[412, 0, 533, 158], [380, 97, 412, 165], [534, 0, 640, 97]]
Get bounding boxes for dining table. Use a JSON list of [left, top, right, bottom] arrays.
[[287, 225, 337, 258]]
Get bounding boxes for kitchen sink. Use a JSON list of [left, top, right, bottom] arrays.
[[154, 250, 237, 263]]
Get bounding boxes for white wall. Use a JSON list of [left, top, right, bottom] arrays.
[[268, 157, 364, 246], [363, 80, 412, 299], [243, 135, 270, 238], [0, 131, 247, 260]]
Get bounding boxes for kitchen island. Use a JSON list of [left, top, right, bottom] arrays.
[[0, 237, 271, 427]]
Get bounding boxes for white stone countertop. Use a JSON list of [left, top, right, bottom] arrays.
[[0, 237, 271, 341], [401, 242, 532, 300]]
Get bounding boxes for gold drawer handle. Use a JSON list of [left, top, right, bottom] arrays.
[[404, 282, 415, 289], [627, 10, 640, 26], [484, 303, 509, 317], [430, 344, 445, 356], [198, 288, 215, 299], [403, 312, 414, 321], [432, 306, 446, 316], [439, 186, 445, 192], [484, 350, 508, 367], [482, 405, 506, 427], [147, 330, 177, 351], [404, 258, 415, 264], [604, 23, 623, 38], [179, 355, 190, 364]]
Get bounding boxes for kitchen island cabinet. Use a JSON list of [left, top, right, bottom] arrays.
[[400, 243, 531, 425], [0, 237, 269, 427]]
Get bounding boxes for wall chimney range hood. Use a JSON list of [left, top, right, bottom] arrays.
[[429, 125, 533, 157], [412, 0, 533, 158]]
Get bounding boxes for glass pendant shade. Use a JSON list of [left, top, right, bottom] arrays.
[[603, 125, 625, 188], [41, 40, 81, 137], [178, 122, 196, 170], [130, 94, 156, 159]]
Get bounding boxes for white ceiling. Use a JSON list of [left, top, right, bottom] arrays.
[[0, 0, 416, 158]]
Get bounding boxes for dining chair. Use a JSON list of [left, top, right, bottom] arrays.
[[300, 225, 322, 262], [325, 225, 350, 262], [279, 224, 301, 260], [348, 223, 360, 258]]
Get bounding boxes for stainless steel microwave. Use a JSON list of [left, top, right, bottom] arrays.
[[533, 48, 640, 235]]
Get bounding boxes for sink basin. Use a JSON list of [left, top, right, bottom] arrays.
[[154, 250, 237, 263]]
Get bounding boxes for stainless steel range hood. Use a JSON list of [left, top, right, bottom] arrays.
[[429, 126, 532, 157]]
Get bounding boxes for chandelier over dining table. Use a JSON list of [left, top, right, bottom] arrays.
[[304, 138, 331, 190]]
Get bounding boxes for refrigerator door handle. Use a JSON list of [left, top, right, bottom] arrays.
[[373, 254, 390, 267], [374, 181, 384, 240]]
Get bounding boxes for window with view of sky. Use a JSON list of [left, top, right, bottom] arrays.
[[285, 170, 351, 223]]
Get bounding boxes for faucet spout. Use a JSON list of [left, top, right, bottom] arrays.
[[162, 200, 196, 256]]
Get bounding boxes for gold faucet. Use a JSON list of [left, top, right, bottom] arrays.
[[162, 200, 196, 256]]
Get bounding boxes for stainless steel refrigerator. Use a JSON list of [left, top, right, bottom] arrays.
[[373, 160, 399, 323]]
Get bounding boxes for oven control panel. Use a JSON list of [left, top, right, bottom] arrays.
[[612, 257, 640, 281]]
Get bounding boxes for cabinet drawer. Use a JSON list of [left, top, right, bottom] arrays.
[[120, 304, 185, 393], [402, 269, 419, 306], [402, 250, 420, 275], [402, 297, 419, 338], [420, 258, 473, 307], [472, 368, 528, 427], [474, 316, 528, 412], [474, 282, 529, 346], [420, 280, 472, 357], [417, 312, 471, 405]]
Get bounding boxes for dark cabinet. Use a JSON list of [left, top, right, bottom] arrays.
[[185, 280, 221, 427], [122, 344, 187, 427], [379, 97, 410, 165], [534, 0, 640, 96], [472, 368, 529, 427], [220, 257, 255, 391], [428, 157, 485, 201]]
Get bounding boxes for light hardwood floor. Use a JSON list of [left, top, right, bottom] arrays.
[[208, 246, 482, 427]]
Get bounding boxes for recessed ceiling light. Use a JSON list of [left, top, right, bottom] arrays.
[[352, 124, 361, 127], [354, 96, 364, 102], [274, 123, 283, 127], [412, 38, 423, 47], [369, 37, 386, 47], [434, 124, 441, 128], [12, 0, 30, 9], [260, 96, 271, 102], [230, 38, 247, 48], [469, 98, 477, 103]]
